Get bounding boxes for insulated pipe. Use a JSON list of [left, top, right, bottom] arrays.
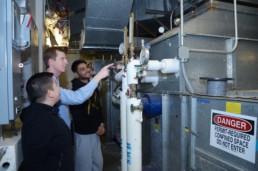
[[121, 70, 128, 171], [114, 70, 123, 82], [126, 97, 142, 171], [146, 59, 180, 74], [141, 71, 159, 87], [129, 13, 134, 59], [146, 60, 162, 70], [114, 63, 124, 82], [126, 59, 142, 171], [161, 59, 179, 73], [127, 60, 140, 85]]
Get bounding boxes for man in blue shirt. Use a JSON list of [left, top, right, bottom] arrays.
[[43, 47, 112, 128]]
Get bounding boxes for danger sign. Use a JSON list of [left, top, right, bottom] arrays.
[[210, 109, 257, 163]]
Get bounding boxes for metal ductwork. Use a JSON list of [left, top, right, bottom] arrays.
[[80, 0, 133, 51]]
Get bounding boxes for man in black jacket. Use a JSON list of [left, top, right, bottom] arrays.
[[20, 72, 74, 171], [70, 60, 105, 171]]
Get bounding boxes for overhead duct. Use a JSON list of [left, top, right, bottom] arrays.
[[80, 0, 133, 51]]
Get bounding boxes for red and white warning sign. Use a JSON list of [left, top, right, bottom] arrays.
[[210, 109, 257, 163]]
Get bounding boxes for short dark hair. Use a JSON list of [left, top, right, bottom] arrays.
[[26, 72, 54, 102], [71, 60, 87, 73], [43, 47, 67, 69]]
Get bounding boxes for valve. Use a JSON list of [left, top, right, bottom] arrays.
[[130, 104, 143, 113]]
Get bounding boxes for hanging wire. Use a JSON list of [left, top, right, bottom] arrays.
[[170, 1, 180, 30]]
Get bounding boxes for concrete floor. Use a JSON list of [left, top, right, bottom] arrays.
[[102, 142, 159, 171], [102, 142, 121, 171]]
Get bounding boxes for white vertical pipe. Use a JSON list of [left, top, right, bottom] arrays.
[[121, 69, 128, 171], [127, 60, 140, 85], [129, 14, 133, 44], [129, 13, 134, 58], [126, 97, 142, 171], [123, 27, 128, 60]]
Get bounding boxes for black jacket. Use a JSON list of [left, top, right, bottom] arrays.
[[69, 78, 102, 134], [20, 102, 74, 171]]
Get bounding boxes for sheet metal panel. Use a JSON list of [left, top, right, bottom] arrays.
[[233, 40, 258, 90], [140, 2, 258, 170], [185, 35, 228, 94], [8, 1, 22, 120], [191, 97, 258, 171], [184, 1, 258, 40], [82, 0, 133, 49], [0, 0, 9, 125], [142, 94, 183, 170], [147, 34, 258, 94], [0, 0, 22, 123]]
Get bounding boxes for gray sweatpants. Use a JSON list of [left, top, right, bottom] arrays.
[[74, 132, 103, 171]]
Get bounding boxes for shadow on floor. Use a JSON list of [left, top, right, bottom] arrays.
[[102, 142, 121, 171]]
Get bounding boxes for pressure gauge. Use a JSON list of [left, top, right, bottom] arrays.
[[139, 47, 149, 65], [158, 27, 165, 34], [118, 43, 125, 55]]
